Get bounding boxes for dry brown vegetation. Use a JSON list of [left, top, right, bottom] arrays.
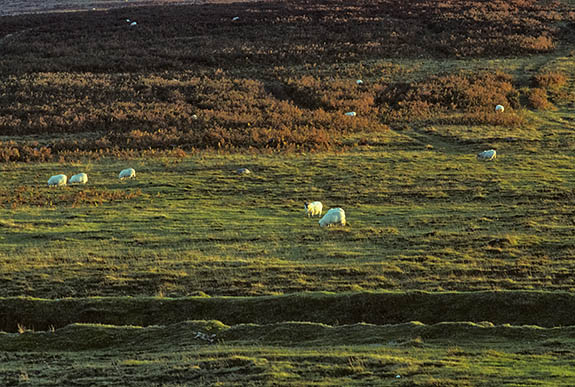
[[376, 71, 522, 123], [0, 68, 567, 160], [1, 0, 571, 72], [533, 71, 568, 90], [0, 0, 573, 159]]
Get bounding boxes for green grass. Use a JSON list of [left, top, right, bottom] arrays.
[[1, 139, 575, 298], [3, 320, 575, 386]]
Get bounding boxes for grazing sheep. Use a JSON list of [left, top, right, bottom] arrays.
[[47, 174, 67, 187], [125, 19, 131, 23], [304, 201, 323, 218], [130, 21, 137, 26], [495, 104, 504, 113], [236, 167, 251, 175], [69, 173, 88, 185], [477, 149, 497, 161], [119, 168, 136, 180], [345, 111, 357, 117], [319, 208, 346, 227], [232, 16, 240, 21], [356, 79, 363, 85]]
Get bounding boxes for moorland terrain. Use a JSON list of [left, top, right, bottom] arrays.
[[1, 0, 575, 385]]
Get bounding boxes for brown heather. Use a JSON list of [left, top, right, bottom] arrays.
[[0, 0, 573, 160]]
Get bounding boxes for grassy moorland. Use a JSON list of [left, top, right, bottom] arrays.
[[1, 148, 575, 300], [1, 0, 575, 384]]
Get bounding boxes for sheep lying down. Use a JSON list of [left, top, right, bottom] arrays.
[[319, 208, 346, 227]]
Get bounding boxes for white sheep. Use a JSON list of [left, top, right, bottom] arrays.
[[356, 79, 363, 85], [69, 173, 88, 185], [119, 168, 136, 180], [236, 167, 251, 175], [232, 16, 240, 21], [345, 112, 357, 117], [319, 208, 346, 227], [477, 149, 496, 161], [130, 21, 137, 26], [304, 201, 323, 218], [495, 104, 504, 113], [47, 174, 67, 187]]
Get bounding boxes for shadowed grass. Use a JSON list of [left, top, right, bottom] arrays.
[[2, 291, 575, 333], [3, 320, 575, 386]]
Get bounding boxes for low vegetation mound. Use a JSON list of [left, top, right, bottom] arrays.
[[3, 319, 575, 351], [2, 291, 575, 333]]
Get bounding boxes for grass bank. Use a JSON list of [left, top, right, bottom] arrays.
[[3, 320, 575, 386], [3, 290, 575, 332]]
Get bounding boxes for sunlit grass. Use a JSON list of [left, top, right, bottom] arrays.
[[1, 134, 575, 297]]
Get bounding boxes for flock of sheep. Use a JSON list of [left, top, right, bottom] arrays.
[[305, 102, 503, 226], [45, 104, 501, 227], [305, 201, 346, 228], [47, 168, 136, 187], [47, 166, 345, 227], [47, 166, 346, 226]]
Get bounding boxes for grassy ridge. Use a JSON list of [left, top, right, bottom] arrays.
[[3, 321, 575, 385], [219, 319, 575, 345], [4, 320, 575, 350], [3, 291, 575, 333]]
